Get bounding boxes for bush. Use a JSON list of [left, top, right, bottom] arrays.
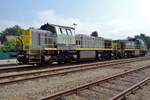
[[0, 42, 16, 52]]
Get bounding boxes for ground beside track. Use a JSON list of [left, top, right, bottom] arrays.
[[0, 59, 16, 65], [0, 59, 150, 100]]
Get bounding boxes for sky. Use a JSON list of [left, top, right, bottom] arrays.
[[0, 0, 150, 39]]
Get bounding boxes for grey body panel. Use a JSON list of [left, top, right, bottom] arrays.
[[75, 34, 105, 48], [124, 41, 136, 49], [31, 29, 55, 50], [80, 51, 96, 59]]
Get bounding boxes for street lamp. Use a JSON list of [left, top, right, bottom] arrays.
[[73, 23, 77, 34]]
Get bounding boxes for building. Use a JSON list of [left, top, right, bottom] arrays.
[[5, 35, 17, 42]]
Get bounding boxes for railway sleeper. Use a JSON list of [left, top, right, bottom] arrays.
[[107, 80, 132, 88], [110, 78, 150, 100], [89, 86, 117, 97], [101, 82, 127, 91], [77, 89, 102, 100], [117, 78, 138, 84], [66, 94, 87, 100], [132, 73, 150, 78], [117, 87, 145, 100], [128, 71, 150, 76], [126, 74, 148, 80], [136, 70, 148, 74], [119, 78, 139, 84], [119, 78, 140, 84], [56, 96, 66, 100], [98, 84, 124, 93], [125, 75, 146, 80]]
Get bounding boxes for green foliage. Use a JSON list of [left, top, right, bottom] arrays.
[[2, 25, 23, 36], [135, 33, 150, 50], [91, 31, 98, 37], [0, 25, 23, 52], [0, 42, 16, 52], [0, 25, 23, 44]]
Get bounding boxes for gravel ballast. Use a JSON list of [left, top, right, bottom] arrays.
[[0, 59, 150, 100]]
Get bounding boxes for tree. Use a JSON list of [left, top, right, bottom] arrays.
[[135, 33, 150, 50], [0, 32, 3, 43], [0, 25, 23, 44], [0, 25, 24, 52], [2, 25, 23, 36], [0, 34, 6, 44], [91, 31, 98, 37]]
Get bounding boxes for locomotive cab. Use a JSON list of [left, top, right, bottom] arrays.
[[17, 24, 76, 65]]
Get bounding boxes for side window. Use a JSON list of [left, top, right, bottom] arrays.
[[70, 29, 73, 35], [62, 28, 67, 35], [59, 28, 63, 34], [76, 40, 80, 45], [38, 34, 40, 45], [66, 29, 72, 35], [76, 40, 78, 45], [71, 29, 74, 35], [66, 29, 69, 35], [45, 34, 47, 45], [78, 40, 80, 45]]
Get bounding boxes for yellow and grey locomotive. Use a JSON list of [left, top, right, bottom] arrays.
[[17, 23, 147, 65]]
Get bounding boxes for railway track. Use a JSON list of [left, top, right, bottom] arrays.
[[0, 56, 148, 73], [40, 63, 150, 100], [0, 63, 17, 67], [0, 64, 33, 73], [0, 58, 131, 73], [0, 56, 149, 75], [0, 56, 149, 85]]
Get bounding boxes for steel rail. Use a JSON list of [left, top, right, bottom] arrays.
[[1, 56, 148, 78], [0, 64, 32, 71], [39, 65, 150, 100], [0, 56, 148, 72], [0, 57, 148, 85], [0, 63, 17, 67], [0, 56, 149, 76], [110, 77, 150, 100]]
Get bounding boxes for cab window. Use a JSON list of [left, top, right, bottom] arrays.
[[71, 29, 74, 35], [66, 29, 72, 35], [59, 28, 63, 34], [61, 28, 67, 35]]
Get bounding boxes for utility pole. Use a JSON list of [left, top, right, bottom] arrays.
[[73, 23, 77, 34]]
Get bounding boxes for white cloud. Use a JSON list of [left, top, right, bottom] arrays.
[[35, 9, 80, 27], [138, 0, 150, 23], [34, 9, 102, 37], [102, 18, 135, 39], [34, 9, 150, 39], [101, 18, 150, 39], [0, 9, 149, 39]]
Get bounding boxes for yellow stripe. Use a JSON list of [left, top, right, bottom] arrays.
[[31, 47, 140, 51], [75, 48, 113, 51], [45, 48, 57, 50], [43, 47, 140, 51], [125, 49, 139, 51]]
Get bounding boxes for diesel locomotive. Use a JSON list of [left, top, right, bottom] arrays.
[[17, 23, 147, 65]]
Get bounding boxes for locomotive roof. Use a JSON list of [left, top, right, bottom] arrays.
[[48, 23, 75, 30]]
